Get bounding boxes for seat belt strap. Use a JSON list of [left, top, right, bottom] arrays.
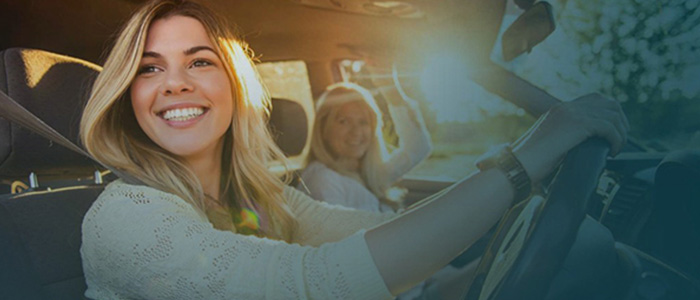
[[0, 89, 142, 185]]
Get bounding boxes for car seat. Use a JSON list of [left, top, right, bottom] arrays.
[[0, 48, 103, 300], [0, 48, 102, 181], [639, 149, 700, 278]]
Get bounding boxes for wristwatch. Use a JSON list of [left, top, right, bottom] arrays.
[[476, 144, 532, 204]]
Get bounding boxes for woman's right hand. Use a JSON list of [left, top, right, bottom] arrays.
[[512, 93, 630, 184], [366, 93, 628, 294]]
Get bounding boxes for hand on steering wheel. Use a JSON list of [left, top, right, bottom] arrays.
[[512, 93, 629, 184], [465, 138, 610, 300], [463, 93, 628, 300]]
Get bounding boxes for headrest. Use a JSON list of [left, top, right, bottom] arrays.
[[0, 48, 101, 181], [0, 48, 311, 181], [269, 98, 308, 157]]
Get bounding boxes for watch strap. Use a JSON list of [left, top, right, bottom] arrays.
[[476, 145, 532, 203]]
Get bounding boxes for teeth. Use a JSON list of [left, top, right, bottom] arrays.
[[162, 107, 204, 121]]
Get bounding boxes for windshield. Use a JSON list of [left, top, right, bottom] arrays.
[[341, 58, 535, 181], [495, 0, 700, 152]]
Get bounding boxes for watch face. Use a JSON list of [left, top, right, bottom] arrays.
[[476, 143, 510, 171]]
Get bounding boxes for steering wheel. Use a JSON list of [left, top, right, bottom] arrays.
[[463, 138, 610, 300]]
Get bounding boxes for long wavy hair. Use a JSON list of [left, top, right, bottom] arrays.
[[308, 82, 392, 198], [80, 0, 296, 241]]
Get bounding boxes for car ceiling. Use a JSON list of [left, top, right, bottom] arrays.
[[1, 0, 506, 67]]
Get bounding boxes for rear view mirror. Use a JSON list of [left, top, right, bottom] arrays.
[[501, 2, 555, 61]]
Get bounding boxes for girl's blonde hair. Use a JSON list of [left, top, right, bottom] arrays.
[[80, 0, 296, 241], [308, 82, 392, 198]]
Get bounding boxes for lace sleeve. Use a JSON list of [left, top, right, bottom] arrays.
[[286, 187, 397, 247], [81, 181, 393, 300]]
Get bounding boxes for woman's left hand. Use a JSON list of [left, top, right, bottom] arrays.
[[512, 93, 629, 183]]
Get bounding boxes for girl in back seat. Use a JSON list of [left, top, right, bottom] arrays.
[[298, 80, 431, 213]]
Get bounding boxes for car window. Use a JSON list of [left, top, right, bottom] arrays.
[[340, 59, 535, 181], [256, 60, 313, 105], [495, 0, 700, 152]]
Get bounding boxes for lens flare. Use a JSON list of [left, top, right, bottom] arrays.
[[237, 207, 260, 231]]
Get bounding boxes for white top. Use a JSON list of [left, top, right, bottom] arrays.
[[300, 161, 395, 212], [299, 104, 432, 212], [81, 180, 396, 300]]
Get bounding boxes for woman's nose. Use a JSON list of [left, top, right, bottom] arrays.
[[349, 123, 363, 135], [160, 69, 193, 95]]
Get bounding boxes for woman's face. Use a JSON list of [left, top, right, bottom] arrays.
[[323, 101, 373, 163], [130, 15, 233, 162]]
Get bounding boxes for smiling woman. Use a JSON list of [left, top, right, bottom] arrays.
[[80, 0, 293, 240], [130, 16, 234, 168]]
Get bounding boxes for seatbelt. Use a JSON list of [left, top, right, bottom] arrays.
[[0, 89, 142, 185]]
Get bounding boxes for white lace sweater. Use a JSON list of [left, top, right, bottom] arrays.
[[81, 180, 396, 299]]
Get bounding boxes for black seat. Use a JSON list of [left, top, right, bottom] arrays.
[[0, 187, 103, 300], [0, 48, 102, 181], [0, 48, 103, 300], [639, 150, 700, 278]]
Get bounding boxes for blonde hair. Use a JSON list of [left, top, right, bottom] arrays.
[[308, 82, 392, 198], [80, 0, 296, 241]]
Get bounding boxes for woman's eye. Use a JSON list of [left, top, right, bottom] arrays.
[[137, 65, 159, 75], [191, 59, 213, 68]]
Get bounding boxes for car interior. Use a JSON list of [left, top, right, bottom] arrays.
[[2, 0, 700, 299]]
